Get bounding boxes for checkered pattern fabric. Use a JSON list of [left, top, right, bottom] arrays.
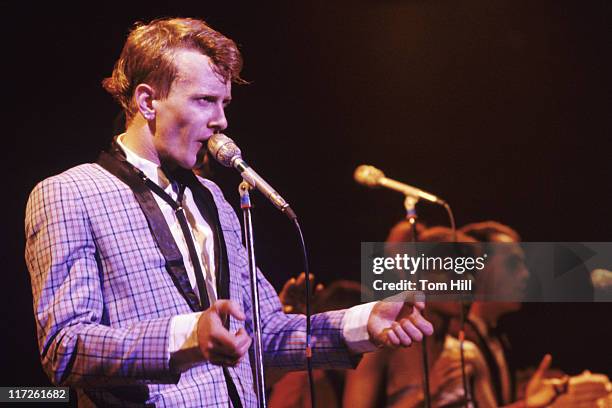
[[25, 163, 358, 407]]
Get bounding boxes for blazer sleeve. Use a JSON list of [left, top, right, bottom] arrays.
[[219, 201, 361, 370], [24, 176, 178, 387], [249, 267, 361, 371]]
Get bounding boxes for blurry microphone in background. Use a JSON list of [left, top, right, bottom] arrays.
[[354, 164, 446, 205]]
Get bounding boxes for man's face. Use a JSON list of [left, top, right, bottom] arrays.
[[151, 49, 231, 169], [483, 236, 529, 304]]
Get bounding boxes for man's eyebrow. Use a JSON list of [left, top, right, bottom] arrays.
[[192, 92, 230, 100]]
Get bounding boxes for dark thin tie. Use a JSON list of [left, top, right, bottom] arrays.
[[143, 176, 211, 310]]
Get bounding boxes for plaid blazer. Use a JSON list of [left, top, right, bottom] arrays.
[[25, 162, 357, 407]]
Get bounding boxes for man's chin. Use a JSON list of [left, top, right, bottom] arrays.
[[160, 155, 197, 171]]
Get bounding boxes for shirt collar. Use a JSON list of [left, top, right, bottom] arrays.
[[116, 134, 172, 189]]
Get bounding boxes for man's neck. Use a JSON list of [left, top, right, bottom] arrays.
[[123, 118, 161, 166]]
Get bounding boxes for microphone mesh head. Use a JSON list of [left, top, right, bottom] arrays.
[[354, 165, 384, 187], [207, 133, 242, 167]]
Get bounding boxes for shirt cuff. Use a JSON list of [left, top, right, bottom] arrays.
[[342, 302, 378, 354], [168, 312, 204, 372]]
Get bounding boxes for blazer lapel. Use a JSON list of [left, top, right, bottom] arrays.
[[97, 147, 203, 313]]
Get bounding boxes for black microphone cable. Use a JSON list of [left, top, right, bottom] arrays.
[[442, 200, 469, 407], [459, 299, 470, 408], [291, 218, 316, 408]]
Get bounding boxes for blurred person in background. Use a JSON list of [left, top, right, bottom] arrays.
[[460, 221, 610, 407], [344, 226, 497, 407], [268, 277, 367, 408]]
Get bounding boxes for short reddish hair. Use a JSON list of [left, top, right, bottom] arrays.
[[103, 17, 245, 125]]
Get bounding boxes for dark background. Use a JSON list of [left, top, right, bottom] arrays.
[[2, 0, 610, 394]]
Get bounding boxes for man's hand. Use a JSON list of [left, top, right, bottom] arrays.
[[197, 300, 252, 366], [367, 293, 433, 348], [278, 272, 324, 314], [526, 354, 569, 408], [551, 370, 611, 408]]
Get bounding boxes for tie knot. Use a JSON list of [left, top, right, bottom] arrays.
[[157, 166, 185, 203], [175, 181, 186, 205]]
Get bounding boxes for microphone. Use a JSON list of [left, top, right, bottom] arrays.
[[354, 164, 445, 205], [208, 133, 297, 220]]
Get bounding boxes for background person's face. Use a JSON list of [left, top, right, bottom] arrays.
[[152, 49, 231, 169], [482, 243, 529, 301]]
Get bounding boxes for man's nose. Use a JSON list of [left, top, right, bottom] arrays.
[[209, 105, 228, 132]]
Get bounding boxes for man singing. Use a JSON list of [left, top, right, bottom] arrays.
[[25, 18, 433, 407]]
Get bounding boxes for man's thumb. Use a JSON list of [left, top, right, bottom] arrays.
[[214, 299, 246, 321]]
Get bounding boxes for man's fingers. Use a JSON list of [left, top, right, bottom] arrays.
[[208, 350, 242, 367], [399, 319, 424, 343], [280, 277, 297, 298], [409, 290, 426, 310], [198, 305, 251, 365], [538, 354, 552, 372], [297, 272, 317, 290], [214, 299, 246, 321], [207, 324, 251, 359], [296, 272, 306, 286], [391, 322, 413, 347], [201, 326, 251, 363], [210, 327, 245, 358], [408, 308, 434, 336], [533, 354, 552, 381], [382, 328, 401, 347], [234, 328, 253, 353], [395, 290, 426, 311]]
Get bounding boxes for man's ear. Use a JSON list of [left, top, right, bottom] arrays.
[[134, 83, 156, 121]]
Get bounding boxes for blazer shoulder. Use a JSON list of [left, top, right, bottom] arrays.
[[195, 175, 224, 198], [32, 163, 129, 196]]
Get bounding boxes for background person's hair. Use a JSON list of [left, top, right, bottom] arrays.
[[102, 17, 245, 126], [459, 220, 521, 243], [313, 280, 370, 313], [418, 226, 477, 245], [385, 219, 427, 243]]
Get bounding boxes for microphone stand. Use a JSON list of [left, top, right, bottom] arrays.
[[239, 181, 267, 408], [404, 196, 418, 242], [403, 195, 431, 408]]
